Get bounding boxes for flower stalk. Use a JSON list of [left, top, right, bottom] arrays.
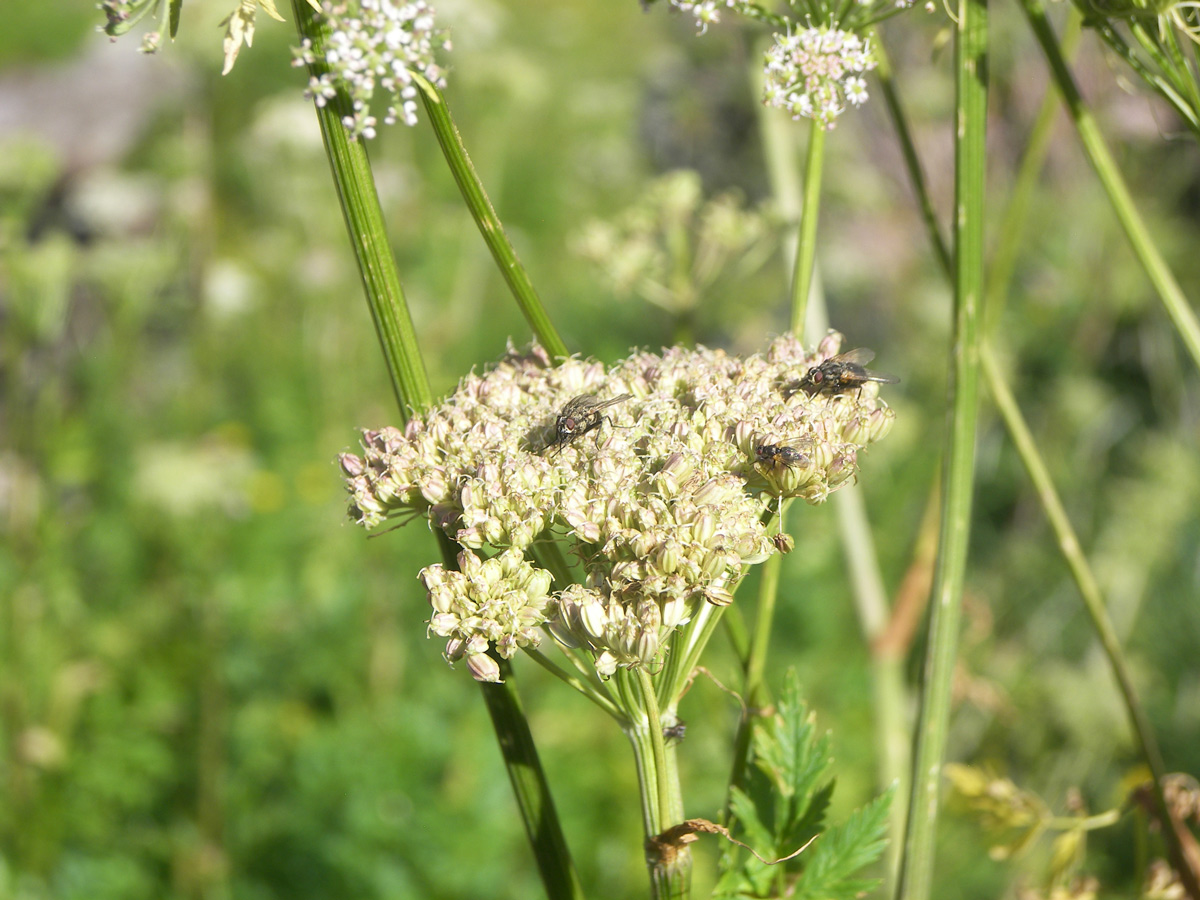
[[415, 78, 568, 359], [895, 0, 988, 895], [290, 0, 432, 417]]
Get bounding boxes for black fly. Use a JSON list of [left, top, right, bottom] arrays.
[[754, 443, 809, 470], [548, 393, 632, 454], [796, 348, 899, 396]]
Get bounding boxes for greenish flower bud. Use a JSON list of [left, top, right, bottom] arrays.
[[867, 405, 895, 443], [467, 652, 502, 683]]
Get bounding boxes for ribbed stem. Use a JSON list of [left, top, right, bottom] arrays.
[[415, 79, 568, 359], [790, 125, 826, 337], [291, 0, 431, 417], [895, 0, 987, 894], [618, 668, 689, 900]]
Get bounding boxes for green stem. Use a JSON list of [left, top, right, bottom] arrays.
[[1021, 0, 1200, 373], [980, 346, 1198, 900], [618, 668, 689, 900], [524, 646, 623, 721], [1091, 23, 1200, 136], [292, 0, 431, 418], [873, 38, 952, 277], [430, 532, 584, 900], [790, 124, 826, 337], [744, 548, 781, 708], [478, 656, 588, 900], [895, 0, 987, 895], [415, 79, 568, 359], [295, 4, 580, 889]]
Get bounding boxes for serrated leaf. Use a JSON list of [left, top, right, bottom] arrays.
[[782, 779, 834, 860], [728, 786, 776, 857], [754, 670, 834, 839], [793, 787, 893, 900], [168, 0, 182, 37]]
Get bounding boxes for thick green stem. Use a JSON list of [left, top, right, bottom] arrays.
[[415, 79, 568, 359], [292, 0, 431, 417], [790, 125, 826, 337], [895, 0, 987, 896], [477, 656, 588, 900], [432, 532, 585, 900], [294, 5, 580, 894], [1021, 0, 1200, 373]]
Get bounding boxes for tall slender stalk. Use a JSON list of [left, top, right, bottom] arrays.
[[895, 0, 987, 896], [790, 125, 826, 336], [291, 0, 431, 418], [415, 80, 568, 359], [1021, 0, 1200, 373], [292, 6, 581, 896]]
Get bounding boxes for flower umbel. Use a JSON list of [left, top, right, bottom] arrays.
[[342, 334, 896, 681], [292, 0, 450, 138], [762, 28, 878, 130]]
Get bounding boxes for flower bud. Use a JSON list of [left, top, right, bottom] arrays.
[[546, 613, 581, 649], [636, 628, 660, 665], [655, 538, 681, 575], [339, 453, 365, 477], [692, 511, 717, 546], [595, 651, 618, 679], [866, 405, 895, 443], [429, 611, 458, 636], [467, 652, 502, 683]]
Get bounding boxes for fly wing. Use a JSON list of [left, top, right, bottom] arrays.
[[831, 347, 876, 366], [591, 392, 633, 412], [864, 370, 901, 384]]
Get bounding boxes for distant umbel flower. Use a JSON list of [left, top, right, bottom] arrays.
[[762, 28, 877, 131], [668, 0, 745, 32], [293, 0, 450, 139], [341, 334, 896, 681]]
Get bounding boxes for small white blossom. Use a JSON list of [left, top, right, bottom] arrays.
[[292, 0, 450, 139]]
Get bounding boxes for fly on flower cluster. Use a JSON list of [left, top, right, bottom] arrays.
[[795, 348, 899, 396], [754, 443, 809, 470], [547, 393, 633, 455]]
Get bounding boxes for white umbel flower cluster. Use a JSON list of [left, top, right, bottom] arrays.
[[293, 0, 449, 138], [341, 334, 896, 681], [762, 27, 877, 130]]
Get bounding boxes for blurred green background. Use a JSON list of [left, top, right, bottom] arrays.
[[2, 2, 1199, 898]]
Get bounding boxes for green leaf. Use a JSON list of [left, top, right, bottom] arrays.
[[793, 787, 893, 900], [754, 670, 833, 838], [782, 779, 833, 861], [728, 785, 775, 855], [168, 0, 181, 37]]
